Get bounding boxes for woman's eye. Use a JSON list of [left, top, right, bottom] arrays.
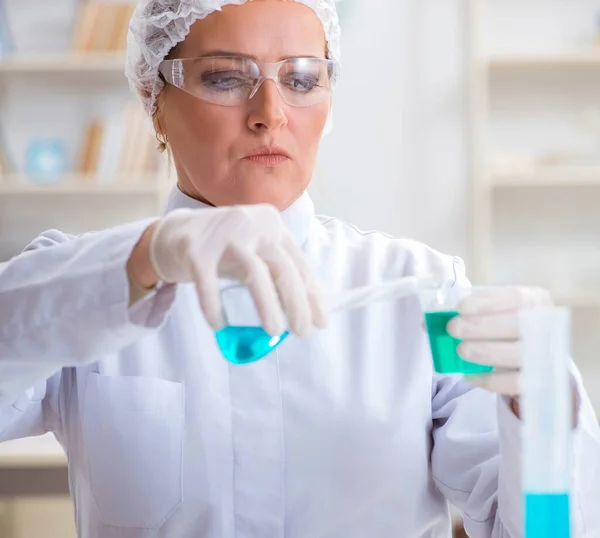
[[283, 74, 320, 93], [201, 71, 250, 90]]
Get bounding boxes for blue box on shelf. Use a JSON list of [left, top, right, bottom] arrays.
[[25, 139, 67, 183]]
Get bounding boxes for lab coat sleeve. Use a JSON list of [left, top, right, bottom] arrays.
[[430, 376, 502, 535], [430, 369, 600, 537], [0, 220, 177, 438]]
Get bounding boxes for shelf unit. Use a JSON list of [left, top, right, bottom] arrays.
[[0, 52, 171, 263], [490, 165, 600, 188], [0, 174, 161, 195], [467, 0, 600, 297], [557, 292, 600, 309], [0, 53, 127, 74], [466, 0, 600, 414], [0, 174, 165, 196], [487, 51, 600, 69]]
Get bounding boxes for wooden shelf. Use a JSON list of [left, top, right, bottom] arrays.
[[0, 175, 161, 195], [486, 51, 600, 69], [490, 166, 600, 188], [0, 53, 126, 74], [0, 435, 66, 469], [555, 292, 600, 309]]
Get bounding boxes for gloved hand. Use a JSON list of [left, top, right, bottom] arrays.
[[446, 286, 553, 396], [148, 205, 326, 337]]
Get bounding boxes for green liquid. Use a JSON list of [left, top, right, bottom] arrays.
[[215, 326, 289, 365], [424, 311, 494, 375]]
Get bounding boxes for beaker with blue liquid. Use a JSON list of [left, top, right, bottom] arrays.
[[215, 283, 290, 365]]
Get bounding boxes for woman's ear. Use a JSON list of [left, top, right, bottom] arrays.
[[152, 90, 169, 152]]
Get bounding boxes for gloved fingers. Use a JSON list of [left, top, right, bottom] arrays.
[[261, 244, 312, 338], [459, 286, 552, 316], [228, 245, 287, 337], [247, 204, 286, 235], [457, 340, 520, 369], [466, 370, 521, 396], [448, 313, 518, 341], [281, 234, 327, 329], [189, 260, 225, 331]]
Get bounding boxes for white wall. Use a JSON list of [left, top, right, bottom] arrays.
[[313, 0, 470, 261]]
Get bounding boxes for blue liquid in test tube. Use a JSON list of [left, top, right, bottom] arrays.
[[524, 493, 570, 538]]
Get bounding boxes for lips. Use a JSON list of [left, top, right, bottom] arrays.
[[243, 146, 291, 166], [245, 146, 291, 159]]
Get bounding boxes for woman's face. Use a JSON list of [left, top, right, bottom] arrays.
[[158, 0, 331, 210]]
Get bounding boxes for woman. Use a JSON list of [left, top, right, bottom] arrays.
[[0, 1, 598, 537]]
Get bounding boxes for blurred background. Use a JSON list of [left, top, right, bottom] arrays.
[[1, 0, 599, 536]]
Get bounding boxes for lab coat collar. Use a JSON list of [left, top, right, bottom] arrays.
[[162, 186, 315, 246]]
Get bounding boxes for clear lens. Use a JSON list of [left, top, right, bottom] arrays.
[[276, 57, 332, 107], [160, 56, 337, 107], [183, 57, 259, 106]]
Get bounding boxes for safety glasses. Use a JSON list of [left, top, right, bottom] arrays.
[[158, 56, 339, 107]]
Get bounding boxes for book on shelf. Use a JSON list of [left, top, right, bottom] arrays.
[[78, 120, 104, 175], [0, 124, 15, 181], [72, 1, 135, 54], [0, 0, 14, 57], [77, 102, 159, 183]]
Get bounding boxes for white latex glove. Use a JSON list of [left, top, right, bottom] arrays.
[[446, 286, 553, 396], [149, 205, 326, 337]]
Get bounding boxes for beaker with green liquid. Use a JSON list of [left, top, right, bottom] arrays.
[[418, 286, 494, 375]]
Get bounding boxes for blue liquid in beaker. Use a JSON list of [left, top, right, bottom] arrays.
[[215, 326, 289, 365], [524, 492, 570, 538]]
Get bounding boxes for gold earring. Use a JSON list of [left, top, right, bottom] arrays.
[[156, 131, 168, 152]]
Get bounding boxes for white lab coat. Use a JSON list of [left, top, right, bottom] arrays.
[[0, 187, 599, 538]]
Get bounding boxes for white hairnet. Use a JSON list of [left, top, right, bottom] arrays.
[[125, 0, 341, 117]]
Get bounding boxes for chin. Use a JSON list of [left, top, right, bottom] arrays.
[[223, 178, 306, 211]]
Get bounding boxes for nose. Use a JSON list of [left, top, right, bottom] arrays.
[[247, 79, 287, 133]]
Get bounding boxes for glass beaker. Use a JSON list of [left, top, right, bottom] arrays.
[[418, 286, 495, 375], [215, 284, 290, 365]]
